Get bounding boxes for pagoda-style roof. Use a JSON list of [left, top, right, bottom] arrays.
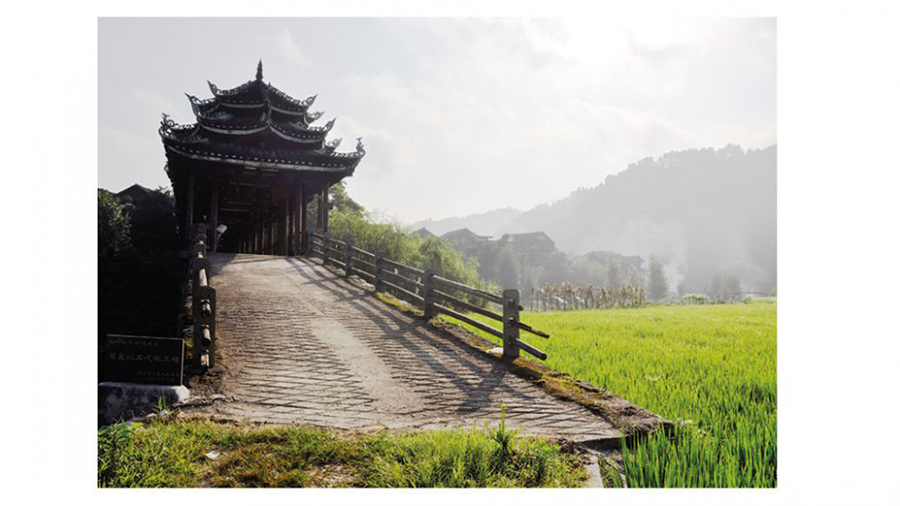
[[160, 61, 365, 173]]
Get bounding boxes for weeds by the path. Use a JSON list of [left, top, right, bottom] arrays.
[[98, 416, 586, 488]]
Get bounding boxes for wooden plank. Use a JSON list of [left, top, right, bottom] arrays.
[[381, 257, 424, 276], [433, 289, 502, 322], [353, 257, 376, 271], [353, 268, 375, 282], [324, 244, 344, 256], [380, 279, 424, 306], [514, 320, 550, 339], [432, 275, 503, 304], [349, 245, 375, 258], [515, 339, 548, 360], [326, 237, 347, 248], [434, 303, 504, 339], [381, 268, 423, 289]]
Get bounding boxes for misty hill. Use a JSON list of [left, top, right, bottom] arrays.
[[412, 145, 776, 294], [409, 207, 523, 237]]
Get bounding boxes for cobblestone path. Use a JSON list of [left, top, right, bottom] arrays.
[[198, 253, 621, 443]]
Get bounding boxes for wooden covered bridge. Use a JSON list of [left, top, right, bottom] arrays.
[[158, 63, 661, 444], [161, 61, 363, 257]]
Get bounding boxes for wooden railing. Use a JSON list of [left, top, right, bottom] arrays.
[[309, 231, 549, 361], [189, 224, 216, 369]]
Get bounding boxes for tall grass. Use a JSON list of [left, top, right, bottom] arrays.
[[462, 301, 777, 487], [98, 416, 585, 488]]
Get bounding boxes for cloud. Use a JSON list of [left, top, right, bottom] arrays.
[[269, 27, 311, 68]]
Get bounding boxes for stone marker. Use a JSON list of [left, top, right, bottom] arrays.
[[102, 334, 184, 386]]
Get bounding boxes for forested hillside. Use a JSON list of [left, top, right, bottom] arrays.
[[411, 145, 776, 294]]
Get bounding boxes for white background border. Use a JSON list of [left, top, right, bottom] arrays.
[[2, 1, 898, 504]]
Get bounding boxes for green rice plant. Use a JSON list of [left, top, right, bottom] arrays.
[[459, 302, 777, 487]]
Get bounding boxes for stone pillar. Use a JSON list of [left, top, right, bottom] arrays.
[[209, 180, 219, 253]]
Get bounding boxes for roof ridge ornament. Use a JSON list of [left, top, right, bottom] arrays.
[[207, 80, 219, 94], [356, 137, 365, 155], [325, 138, 342, 152], [256, 59, 263, 81], [325, 118, 336, 131]]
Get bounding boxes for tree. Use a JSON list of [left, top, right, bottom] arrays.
[[98, 190, 131, 260], [124, 186, 178, 258], [723, 274, 741, 301], [606, 262, 621, 289], [329, 181, 365, 215], [648, 255, 669, 301]]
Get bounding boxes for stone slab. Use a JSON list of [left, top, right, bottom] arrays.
[[99, 382, 189, 425]]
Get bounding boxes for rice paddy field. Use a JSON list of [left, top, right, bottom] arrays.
[[461, 299, 777, 487]]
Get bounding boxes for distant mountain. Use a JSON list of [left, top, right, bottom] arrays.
[[408, 207, 523, 238], [408, 145, 776, 293]]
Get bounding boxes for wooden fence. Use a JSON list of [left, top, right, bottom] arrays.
[[310, 231, 550, 361], [189, 224, 216, 369]]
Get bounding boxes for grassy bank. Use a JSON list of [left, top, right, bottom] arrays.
[[456, 301, 777, 487], [98, 416, 586, 488]]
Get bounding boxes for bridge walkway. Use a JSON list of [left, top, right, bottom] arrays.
[[195, 253, 621, 442]]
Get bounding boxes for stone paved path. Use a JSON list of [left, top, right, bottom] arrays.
[[197, 253, 621, 443]]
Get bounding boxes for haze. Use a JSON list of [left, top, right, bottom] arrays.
[[98, 17, 775, 223]]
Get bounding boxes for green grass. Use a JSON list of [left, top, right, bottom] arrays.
[[455, 300, 776, 487], [98, 415, 586, 488]]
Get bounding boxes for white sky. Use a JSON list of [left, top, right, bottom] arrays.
[[98, 17, 775, 223]]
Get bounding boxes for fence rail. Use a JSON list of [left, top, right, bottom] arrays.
[[309, 231, 549, 361], [190, 223, 216, 369]]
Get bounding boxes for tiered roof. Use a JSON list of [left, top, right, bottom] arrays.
[[160, 61, 365, 173]]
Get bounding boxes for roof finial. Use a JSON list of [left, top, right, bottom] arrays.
[[256, 59, 263, 81]]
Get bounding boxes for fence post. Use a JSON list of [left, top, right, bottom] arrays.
[[502, 289, 521, 360], [374, 254, 383, 292], [344, 238, 354, 278], [322, 231, 330, 265], [189, 230, 216, 370], [422, 269, 436, 320]]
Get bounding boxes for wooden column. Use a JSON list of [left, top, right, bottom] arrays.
[[299, 188, 309, 255], [288, 190, 296, 256], [315, 191, 323, 231], [278, 199, 289, 256], [209, 180, 219, 253], [270, 215, 277, 254], [184, 170, 195, 236], [322, 187, 330, 232]]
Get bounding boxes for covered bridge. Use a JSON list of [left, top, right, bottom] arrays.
[[160, 61, 365, 255]]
